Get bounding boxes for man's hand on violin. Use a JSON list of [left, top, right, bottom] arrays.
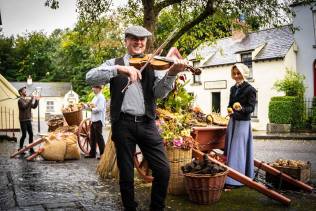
[[116, 65, 142, 82], [167, 58, 188, 76]]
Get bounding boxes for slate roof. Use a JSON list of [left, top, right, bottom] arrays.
[[187, 25, 294, 67], [10, 82, 72, 97]]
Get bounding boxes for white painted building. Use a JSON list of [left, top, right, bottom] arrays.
[[186, 26, 297, 130], [291, 1, 316, 98]]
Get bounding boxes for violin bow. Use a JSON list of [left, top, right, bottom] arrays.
[[121, 28, 179, 93]]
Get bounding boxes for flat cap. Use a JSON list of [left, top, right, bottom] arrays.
[[18, 86, 26, 94], [125, 25, 152, 38]]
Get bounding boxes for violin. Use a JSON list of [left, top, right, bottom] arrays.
[[129, 54, 202, 75]]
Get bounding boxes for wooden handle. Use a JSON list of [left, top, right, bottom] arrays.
[[254, 159, 314, 192], [10, 138, 44, 158], [193, 149, 291, 206]]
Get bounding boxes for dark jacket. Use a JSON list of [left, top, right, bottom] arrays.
[[18, 97, 39, 121], [110, 57, 156, 123], [228, 81, 256, 121]]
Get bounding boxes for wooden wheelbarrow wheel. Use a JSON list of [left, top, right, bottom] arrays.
[[134, 151, 153, 182], [77, 118, 92, 155]]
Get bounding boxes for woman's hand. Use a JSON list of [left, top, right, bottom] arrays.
[[227, 107, 234, 116], [116, 65, 142, 82], [233, 102, 242, 111]]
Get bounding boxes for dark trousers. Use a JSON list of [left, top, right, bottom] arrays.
[[19, 120, 34, 152], [89, 120, 105, 157], [111, 117, 170, 211]]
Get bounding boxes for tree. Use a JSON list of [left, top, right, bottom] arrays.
[[0, 35, 18, 81], [14, 32, 57, 81], [116, 0, 313, 51], [46, 0, 314, 52]]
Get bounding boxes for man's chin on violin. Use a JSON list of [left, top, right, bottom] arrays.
[[115, 31, 187, 83]]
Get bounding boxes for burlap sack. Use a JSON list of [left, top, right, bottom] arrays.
[[62, 133, 80, 160], [40, 138, 66, 161]]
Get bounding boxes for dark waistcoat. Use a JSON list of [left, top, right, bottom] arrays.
[[110, 57, 156, 122]]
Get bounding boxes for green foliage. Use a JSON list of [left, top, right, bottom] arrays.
[[156, 9, 232, 56], [83, 85, 111, 103], [0, 35, 18, 81], [269, 96, 294, 124], [274, 69, 306, 97], [268, 96, 305, 128], [157, 77, 194, 113]]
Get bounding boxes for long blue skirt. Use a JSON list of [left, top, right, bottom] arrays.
[[224, 118, 254, 186]]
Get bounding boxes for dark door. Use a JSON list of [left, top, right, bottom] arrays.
[[212, 92, 221, 113]]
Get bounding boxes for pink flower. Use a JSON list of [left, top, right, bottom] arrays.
[[179, 74, 186, 82], [173, 137, 183, 148]]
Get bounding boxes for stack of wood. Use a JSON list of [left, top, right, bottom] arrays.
[[181, 154, 227, 175], [62, 102, 84, 113]]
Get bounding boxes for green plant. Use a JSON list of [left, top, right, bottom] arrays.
[[268, 96, 305, 128], [268, 96, 295, 124], [273, 69, 306, 97], [83, 85, 110, 102], [157, 76, 194, 113]]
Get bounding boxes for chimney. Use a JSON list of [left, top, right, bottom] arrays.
[[232, 14, 248, 42]]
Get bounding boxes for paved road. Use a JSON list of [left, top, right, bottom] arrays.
[[1, 122, 315, 210]]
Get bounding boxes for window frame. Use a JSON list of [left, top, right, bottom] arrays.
[[251, 90, 258, 119], [46, 101, 55, 113], [240, 51, 253, 79]]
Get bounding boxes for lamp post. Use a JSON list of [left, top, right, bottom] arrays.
[[35, 87, 42, 134]]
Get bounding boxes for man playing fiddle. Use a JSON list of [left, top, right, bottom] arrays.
[[86, 25, 187, 211]]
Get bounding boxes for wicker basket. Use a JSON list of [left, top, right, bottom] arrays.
[[184, 170, 228, 204], [166, 147, 192, 195], [47, 117, 64, 132], [62, 109, 83, 126]]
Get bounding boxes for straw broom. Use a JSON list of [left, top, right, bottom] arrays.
[[97, 129, 119, 179]]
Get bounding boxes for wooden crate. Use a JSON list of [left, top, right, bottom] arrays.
[[266, 162, 311, 190]]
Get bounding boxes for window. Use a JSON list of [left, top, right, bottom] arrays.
[[240, 52, 253, 79], [251, 90, 258, 118], [46, 101, 55, 112], [192, 74, 202, 85], [211, 92, 221, 113]]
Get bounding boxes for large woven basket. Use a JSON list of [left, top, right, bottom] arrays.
[[62, 109, 83, 126], [184, 170, 228, 204], [166, 147, 192, 195]]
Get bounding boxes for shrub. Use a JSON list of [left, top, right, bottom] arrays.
[[273, 69, 306, 97], [269, 96, 295, 124], [268, 96, 305, 128]]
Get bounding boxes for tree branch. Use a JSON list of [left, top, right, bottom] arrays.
[[163, 0, 215, 52], [154, 0, 183, 16]]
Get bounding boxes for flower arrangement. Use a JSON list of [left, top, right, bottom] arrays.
[[156, 75, 197, 150]]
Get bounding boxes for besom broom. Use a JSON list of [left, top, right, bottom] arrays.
[[97, 129, 119, 179]]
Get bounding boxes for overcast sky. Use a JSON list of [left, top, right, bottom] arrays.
[[0, 0, 127, 37]]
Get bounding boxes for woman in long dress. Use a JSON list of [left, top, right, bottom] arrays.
[[224, 63, 256, 187]]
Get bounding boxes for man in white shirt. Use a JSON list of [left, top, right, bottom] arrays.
[[85, 85, 106, 158]]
